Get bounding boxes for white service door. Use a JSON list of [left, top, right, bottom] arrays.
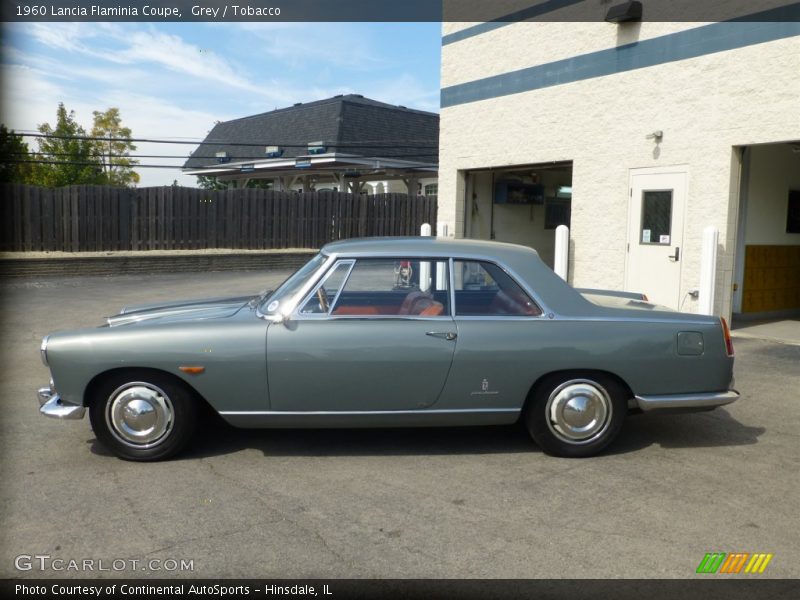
[[626, 168, 687, 309]]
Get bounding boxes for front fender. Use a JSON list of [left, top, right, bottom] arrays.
[[44, 312, 269, 413]]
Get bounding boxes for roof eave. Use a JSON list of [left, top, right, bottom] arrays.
[[183, 152, 437, 176]]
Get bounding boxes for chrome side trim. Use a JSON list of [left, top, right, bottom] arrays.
[[450, 315, 551, 322], [37, 385, 86, 420], [219, 408, 521, 416], [449, 257, 457, 316], [312, 315, 453, 322], [557, 315, 719, 325], [634, 390, 739, 411]]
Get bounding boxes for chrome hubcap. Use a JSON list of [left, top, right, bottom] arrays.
[[546, 379, 612, 445], [106, 383, 173, 448]]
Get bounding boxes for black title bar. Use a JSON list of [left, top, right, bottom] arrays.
[[4, 579, 800, 600], [2, 0, 800, 22]]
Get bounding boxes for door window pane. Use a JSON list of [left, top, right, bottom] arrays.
[[641, 190, 672, 244], [330, 259, 450, 317], [299, 260, 353, 314], [453, 261, 542, 316]]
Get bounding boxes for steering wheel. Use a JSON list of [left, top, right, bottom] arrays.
[[316, 287, 330, 313]]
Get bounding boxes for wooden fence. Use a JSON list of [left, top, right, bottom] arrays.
[[0, 184, 438, 252]]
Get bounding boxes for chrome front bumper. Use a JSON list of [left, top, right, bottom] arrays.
[[634, 389, 740, 412], [37, 384, 86, 420]]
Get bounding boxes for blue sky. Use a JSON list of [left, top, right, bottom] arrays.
[[1, 22, 442, 186]]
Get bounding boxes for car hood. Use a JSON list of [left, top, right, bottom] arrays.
[[106, 296, 253, 327]]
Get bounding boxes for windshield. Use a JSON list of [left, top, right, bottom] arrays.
[[258, 253, 328, 316]]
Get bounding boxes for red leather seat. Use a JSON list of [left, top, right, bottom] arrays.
[[398, 290, 432, 315]]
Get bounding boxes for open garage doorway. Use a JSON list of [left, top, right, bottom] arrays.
[[732, 142, 800, 339], [462, 162, 573, 269]]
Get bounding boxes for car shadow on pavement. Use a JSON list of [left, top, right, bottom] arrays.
[[180, 421, 538, 459], [607, 408, 765, 455], [85, 420, 539, 459], [84, 408, 767, 460]]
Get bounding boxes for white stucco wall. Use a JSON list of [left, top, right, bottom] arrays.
[[439, 21, 800, 318]]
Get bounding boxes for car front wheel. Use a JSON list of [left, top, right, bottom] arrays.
[[525, 373, 626, 458], [89, 371, 198, 461]]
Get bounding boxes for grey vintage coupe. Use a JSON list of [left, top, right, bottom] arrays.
[[37, 237, 738, 461]]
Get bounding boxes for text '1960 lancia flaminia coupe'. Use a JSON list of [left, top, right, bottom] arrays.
[[37, 237, 739, 461]]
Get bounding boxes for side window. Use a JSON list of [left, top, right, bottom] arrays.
[[330, 258, 450, 317], [299, 261, 353, 314], [453, 261, 542, 316]]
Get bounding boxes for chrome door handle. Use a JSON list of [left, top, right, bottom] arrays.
[[426, 331, 457, 341]]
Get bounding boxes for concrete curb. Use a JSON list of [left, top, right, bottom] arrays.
[[0, 250, 317, 278]]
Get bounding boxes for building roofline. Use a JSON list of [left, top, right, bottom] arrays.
[[215, 94, 438, 128]]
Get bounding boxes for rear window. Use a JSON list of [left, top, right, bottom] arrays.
[[453, 261, 541, 317]]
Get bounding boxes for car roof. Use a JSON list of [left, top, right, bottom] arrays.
[[322, 236, 541, 261], [318, 237, 716, 322]]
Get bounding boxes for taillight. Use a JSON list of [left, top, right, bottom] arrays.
[[720, 317, 734, 356]]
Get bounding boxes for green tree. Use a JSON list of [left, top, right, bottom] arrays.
[[196, 175, 228, 190], [91, 107, 139, 186], [0, 124, 35, 183], [196, 175, 273, 190], [32, 103, 104, 187]]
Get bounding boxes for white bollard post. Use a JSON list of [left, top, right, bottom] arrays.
[[554, 225, 569, 281], [698, 226, 719, 315]]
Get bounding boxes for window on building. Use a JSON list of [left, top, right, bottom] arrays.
[[640, 190, 673, 244], [424, 183, 438, 197]]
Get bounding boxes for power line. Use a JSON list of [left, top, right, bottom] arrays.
[[13, 131, 439, 149], [5, 158, 439, 170], [4, 151, 437, 161], [7, 159, 188, 170], [5, 151, 185, 159]]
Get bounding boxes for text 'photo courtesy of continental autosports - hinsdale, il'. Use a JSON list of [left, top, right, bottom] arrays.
[[36, 237, 738, 461]]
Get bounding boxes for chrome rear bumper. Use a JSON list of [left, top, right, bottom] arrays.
[[37, 384, 85, 420], [634, 389, 739, 412]]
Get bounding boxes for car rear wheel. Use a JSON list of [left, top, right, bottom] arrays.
[[89, 371, 198, 461], [525, 373, 626, 458]]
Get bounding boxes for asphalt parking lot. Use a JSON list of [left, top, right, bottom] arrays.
[[1, 269, 798, 579]]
